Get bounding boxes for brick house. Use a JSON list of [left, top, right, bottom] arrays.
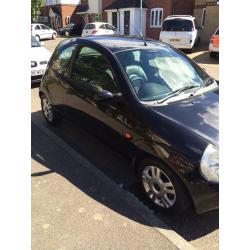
[[193, 0, 219, 42], [102, 0, 195, 40], [39, 0, 102, 30]]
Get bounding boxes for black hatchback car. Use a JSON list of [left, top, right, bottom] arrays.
[[39, 36, 219, 214], [57, 23, 83, 37]]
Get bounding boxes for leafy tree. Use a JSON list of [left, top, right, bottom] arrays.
[[31, 0, 45, 19]]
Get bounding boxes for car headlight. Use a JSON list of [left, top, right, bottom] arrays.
[[31, 61, 37, 67], [200, 144, 219, 183]]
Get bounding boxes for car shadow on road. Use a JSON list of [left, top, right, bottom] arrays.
[[31, 110, 218, 242]]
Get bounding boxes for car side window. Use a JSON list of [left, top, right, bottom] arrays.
[[35, 25, 41, 30], [71, 46, 118, 94], [99, 24, 106, 30], [52, 45, 76, 75], [41, 25, 49, 30], [105, 24, 115, 31]]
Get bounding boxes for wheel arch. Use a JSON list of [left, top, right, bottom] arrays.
[[132, 140, 196, 210]]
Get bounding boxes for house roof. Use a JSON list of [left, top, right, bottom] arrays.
[[51, 6, 60, 16], [75, 4, 89, 14], [104, 0, 148, 10]]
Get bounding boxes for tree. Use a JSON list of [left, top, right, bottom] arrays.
[[31, 0, 45, 19]]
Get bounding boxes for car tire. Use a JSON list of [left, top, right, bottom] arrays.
[[35, 35, 40, 42], [195, 37, 200, 47], [187, 46, 194, 54], [138, 158, 191, 214], [41, 95, 62, 126], [52, 33, 57, 40], [65, 31, 69, 37], [210, 52, 216, 58]]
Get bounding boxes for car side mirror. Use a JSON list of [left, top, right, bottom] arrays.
[[94, 90, 122, 101], [94, 90, 113, 101]]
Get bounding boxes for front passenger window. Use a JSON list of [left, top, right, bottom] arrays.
[[71, 46, 118, 94]]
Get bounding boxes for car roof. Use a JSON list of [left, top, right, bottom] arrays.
[[164, 15, 195, 21], [66, 35, 170, 53], [87, 22, 108, 25]]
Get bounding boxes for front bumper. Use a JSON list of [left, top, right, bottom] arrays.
[[209, 43, 219, 53], [170, 43, 194, 49], [187, 180, 219, 214]]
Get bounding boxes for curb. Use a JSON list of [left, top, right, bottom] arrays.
[[32, 115, 196, 250]]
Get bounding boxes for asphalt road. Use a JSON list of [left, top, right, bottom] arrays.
[[32, 37, 219, 250]]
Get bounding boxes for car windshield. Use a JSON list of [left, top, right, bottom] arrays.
[[116, 47, 212, 102], [163, 19, 193, 32], [31, 35, 40, 47]]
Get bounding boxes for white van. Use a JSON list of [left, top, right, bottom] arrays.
[[159, 15, 200, 52]]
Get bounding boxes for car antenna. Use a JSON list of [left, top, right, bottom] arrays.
[[140, 32, 147, 46]]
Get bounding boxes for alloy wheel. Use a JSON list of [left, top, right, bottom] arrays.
[[42, 97, 53, 122], [141, 165, 176, 208]]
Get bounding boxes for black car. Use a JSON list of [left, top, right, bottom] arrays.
[[39, 36, 219, 214], [58, 23, 83, 37]]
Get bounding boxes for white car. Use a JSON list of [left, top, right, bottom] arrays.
[[81, 22, 117, 37], [159, 15, 200, 52], [31, 35, 51, 85], [31, 23, 57, 41]]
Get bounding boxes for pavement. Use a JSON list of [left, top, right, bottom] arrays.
[[31, 37, 219, 250], [32, 123, 182, 250]]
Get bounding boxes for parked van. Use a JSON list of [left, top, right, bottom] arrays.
[[159, 15, 200, 52]]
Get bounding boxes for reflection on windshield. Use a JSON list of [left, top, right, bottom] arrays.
[[31, 35, 40, 47], [116, 47, 210, 102]]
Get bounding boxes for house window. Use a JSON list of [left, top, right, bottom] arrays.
[[201, 8, 206, 27], [65, 16, 71, 25], [150, 8, 163, 28], [56, 15, 61, 28]]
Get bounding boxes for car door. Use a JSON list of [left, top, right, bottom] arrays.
[[64, 45, 134, 153], [34, 25, 42, 38], [41, 24, 51, 39], [98, 24, 107, 35], [45, 44, 77, 115], [105, 24, 117, 35]]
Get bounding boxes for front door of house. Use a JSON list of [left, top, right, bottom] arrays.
[[124, 11, 130, 35]]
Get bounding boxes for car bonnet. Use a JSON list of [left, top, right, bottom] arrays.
[[150, 91, 219, 146]]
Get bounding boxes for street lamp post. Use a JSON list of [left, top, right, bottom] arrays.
[[140, 0, 142, 35]]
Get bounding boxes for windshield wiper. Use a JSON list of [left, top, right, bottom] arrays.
[[157, 85, 199, 104]]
